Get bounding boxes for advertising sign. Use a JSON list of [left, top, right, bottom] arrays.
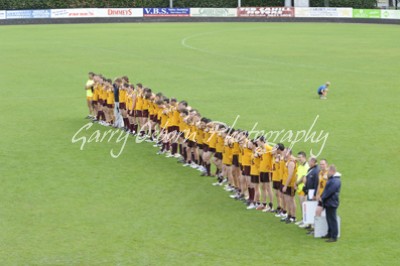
[[295, 7, 352, 18], [6, 10, 33, 19], [190, 8, 237, 17], [353, 9, 381, 18], [381, 9, 400, 19], [51, 9, 97, 18], [238, 7, 294, 17], [96, 8, 143, 17], [143, 8, 190, 17], [32, 10, 51, 18]]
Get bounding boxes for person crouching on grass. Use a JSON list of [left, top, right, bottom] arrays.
[[317, 81, 330, 100]]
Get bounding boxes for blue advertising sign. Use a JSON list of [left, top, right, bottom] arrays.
[[32, 10, 51, 18], [6, 9, 50, 19], [143, 8, 190, 17], [6, 10, 33, 19]]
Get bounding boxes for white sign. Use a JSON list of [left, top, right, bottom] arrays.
[[0, 10, 5, 20], [377, 0, 389, 8], [381, 10, 400, 19], [190, 8, 237, 17], [314, 215, 341, 238], [294, 0, 309, 7], [295, 7, 352, 18], [302, 201, 326, 224], [96, 8, 143, 17], [51, 9, 97, 18]]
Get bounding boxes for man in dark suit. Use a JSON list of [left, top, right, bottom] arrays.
[[321, 164, 341, 242]]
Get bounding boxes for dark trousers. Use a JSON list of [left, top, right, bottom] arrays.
[[326, 207, 338, 239]]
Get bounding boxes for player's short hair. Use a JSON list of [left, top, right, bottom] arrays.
[[276, 143, 285, 151], [179, 100, 188, 107], [122, 76, 129, 83], [320, 158, 328, 164], [136, 83, 143, 88], [309, 156, 318, 164], [297, 151, 306, 157]]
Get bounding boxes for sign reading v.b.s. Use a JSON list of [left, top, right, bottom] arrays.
[[143, 8, 190, 17]]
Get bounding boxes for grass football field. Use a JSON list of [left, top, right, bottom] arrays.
[[0, 22, 399, 265]]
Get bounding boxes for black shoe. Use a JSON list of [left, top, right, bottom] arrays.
[[305, 225, 312, 230], [307, 230, 314, 236], [326, 238, 337, 243], [321, 235, 330, 239]]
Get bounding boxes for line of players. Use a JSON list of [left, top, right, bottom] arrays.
[[84, 73, 331, 226]]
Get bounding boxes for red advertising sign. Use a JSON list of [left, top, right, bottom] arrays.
[[238, 7, 294, 17]]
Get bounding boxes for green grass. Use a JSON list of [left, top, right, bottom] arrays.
[[0, 22, 399, 265]]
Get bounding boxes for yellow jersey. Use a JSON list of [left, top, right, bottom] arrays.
[[135, 95, 144, 110], [250, 154, 261, 176], [241, 147, 252, 166], [222, 145, 233, 165], [282, 159, 298, 187], [196, 128, 204, 145], [208, 131, 218, 149], [318, 170, 328, 197], [216, 136, 224, 153], [107, 90, 114, 104], [259, 144, 273, 173], [86, 79, 94, 97]]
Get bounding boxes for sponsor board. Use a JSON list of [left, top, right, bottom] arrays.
[[51, 9, 97, 18], [0, 10, 5, 20], [143, 8, 190, 17], [32, 10, 51, 18], [353, 9, 381, 18], [238, 7, 294, 17], [377, 0, 389, 8], [295, 7, 352, 18], [6, 10, 33, 19], [96, 8, 143, 17], [294, 0, 310, 7], [190, 8, 237, 17], [381, 9, 400, 19]]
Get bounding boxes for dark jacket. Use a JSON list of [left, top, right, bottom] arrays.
[[303, 165, 320, 196], [321, 173, 341, 208], [113, 83, 119, 102]]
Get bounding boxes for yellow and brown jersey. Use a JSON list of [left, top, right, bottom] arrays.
[[259, 144, 273, 173], [241, 145, 252, 167], [216, 135, 224, 153], [272, 156, 282, 182], [135, 94, 144, 110], [250, 152, 261, 176], [282, 158, 298, 187], [222, 144, 233, 165], [318, 170, 328, 197]]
